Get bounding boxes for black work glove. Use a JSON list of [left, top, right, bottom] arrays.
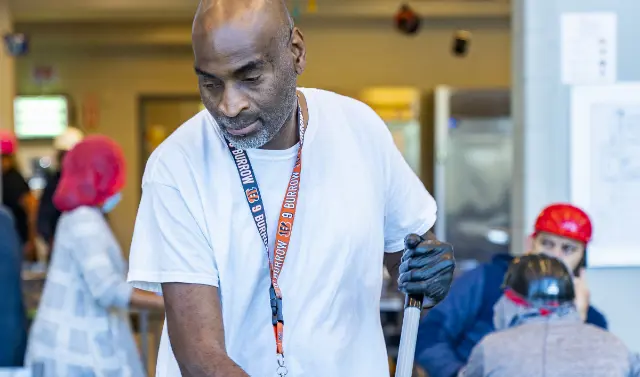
[[398, 234, 455, 307]]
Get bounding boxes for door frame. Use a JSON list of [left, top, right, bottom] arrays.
[[433, 86, 510, 242], [137, 94, 202, 188]]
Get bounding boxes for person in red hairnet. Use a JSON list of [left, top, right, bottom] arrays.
[[415, 203, 607, 377], [1, 130, 38, 262], [25, 135, 163, 377]]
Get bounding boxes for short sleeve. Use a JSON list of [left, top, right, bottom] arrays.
[[127, 182, 219, 293], [382, 125, 437, 252]]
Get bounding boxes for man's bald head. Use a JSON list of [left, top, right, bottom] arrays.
[[193, 0, 293, 50], [192, 0, 306, 149]]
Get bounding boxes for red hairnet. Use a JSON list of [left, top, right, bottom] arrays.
[[53, 135, 126, 212], [0, 130, 17, 155]]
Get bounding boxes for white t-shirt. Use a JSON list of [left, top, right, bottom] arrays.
[[127, 88, 437, 377]]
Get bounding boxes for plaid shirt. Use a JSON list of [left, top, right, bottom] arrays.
[[26, 207, 145, 377]]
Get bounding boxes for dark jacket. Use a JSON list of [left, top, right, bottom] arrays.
[[36, 171, 62, 244], [2, 167, 30, 244], [0, 205, 28, 366], [415, 253, 608, 377]]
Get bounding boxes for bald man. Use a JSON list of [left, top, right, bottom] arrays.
[[127, 1, 455, 376]]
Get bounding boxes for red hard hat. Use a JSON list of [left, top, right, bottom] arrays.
[[533, 203, 592, 244], [0, 130, 17, 155]]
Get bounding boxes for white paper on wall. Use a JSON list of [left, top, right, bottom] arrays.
[[571, 84, 640, 267], [561, 12, 617, 85]]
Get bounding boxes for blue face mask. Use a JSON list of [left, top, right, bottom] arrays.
[[102, 192, 122, 213]]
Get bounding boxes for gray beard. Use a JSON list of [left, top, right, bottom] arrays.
[[222, 90, 298, 150], [221, 120, 283, 150]]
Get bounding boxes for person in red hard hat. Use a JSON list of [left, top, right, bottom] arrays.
[[530, 203, 591, 272], [415, 203, 607, 377], [0, 130, 38, 262]]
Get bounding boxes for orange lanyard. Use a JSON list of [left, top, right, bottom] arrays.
[[226, 101, 304, 376]]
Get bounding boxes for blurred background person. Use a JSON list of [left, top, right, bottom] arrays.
[[416, 203, 607, 377], [25, 135, 164, 377], [0, 204, 28, 367], [459, 254, 640, 377], [36, 126, 84, 254], [1, 129, 38, 262]]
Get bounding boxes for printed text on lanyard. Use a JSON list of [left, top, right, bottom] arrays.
[[226, 98, 305, 377]]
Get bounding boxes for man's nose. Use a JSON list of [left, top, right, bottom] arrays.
[[218, 85, 249, 118], [548, 247, 564, 258], [540, 248, 561, 259]]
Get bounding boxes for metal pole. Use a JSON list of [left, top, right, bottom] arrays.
[[394, 294, 425, 377]]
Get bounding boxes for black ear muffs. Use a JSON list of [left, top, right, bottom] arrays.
[[394, 4, 421, 35]]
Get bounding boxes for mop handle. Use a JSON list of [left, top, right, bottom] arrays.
[[395, 294, 430, 377]]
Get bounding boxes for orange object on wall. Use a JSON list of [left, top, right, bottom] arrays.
[[82, 94, 100, 130]]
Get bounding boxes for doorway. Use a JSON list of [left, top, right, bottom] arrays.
[[138, 95, 203, 175], [434, 87, 512, 269]]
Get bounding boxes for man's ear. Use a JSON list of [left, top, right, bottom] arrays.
[[524, 235, 535, 255], [290, 27, 306, 75]]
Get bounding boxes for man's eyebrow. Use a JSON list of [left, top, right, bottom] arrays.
[[233, 60, 266, 76], [194, 66, 216, 78], [194, 60, 266, 79]]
